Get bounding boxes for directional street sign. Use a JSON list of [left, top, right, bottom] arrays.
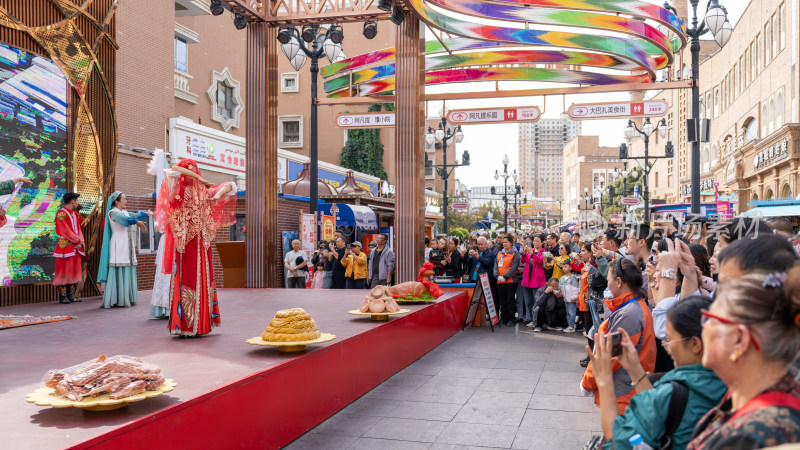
[[447, 106, 541, 125], [567, 99, 669, 121], [621, 197, 641, 206], [336, 112, 395, 128], [451, 202, 469, 210], [508, 213, 521, 219]]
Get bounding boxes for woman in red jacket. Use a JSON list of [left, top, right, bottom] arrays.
[[521, 233, 547, 326]]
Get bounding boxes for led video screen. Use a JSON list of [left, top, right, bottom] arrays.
[[0, 42, 68, 285]]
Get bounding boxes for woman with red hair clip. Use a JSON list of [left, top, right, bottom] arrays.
[[155, 159, 237, 337]]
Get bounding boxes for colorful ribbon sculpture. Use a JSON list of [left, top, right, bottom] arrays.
[[319, 0, 686, 98]]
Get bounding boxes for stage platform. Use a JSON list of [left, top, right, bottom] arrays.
[[0, 288, 470, 449]]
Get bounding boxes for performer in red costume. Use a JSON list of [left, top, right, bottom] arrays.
[[53, 192, 85, 304], [155, 159, 237, 336]]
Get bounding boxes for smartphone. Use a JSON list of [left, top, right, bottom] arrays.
[[346, 244, 351, 250], [608, 331, 623, 357], [648, 255, 658, 264]]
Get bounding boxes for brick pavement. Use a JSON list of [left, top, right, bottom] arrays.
[[286, 325, 600, 449]]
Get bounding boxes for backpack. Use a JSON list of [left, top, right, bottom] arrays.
[[659, 380, 689, 450]]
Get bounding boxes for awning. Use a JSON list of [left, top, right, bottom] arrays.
[[739, 204, 800, 217], [319, 203, 379, 233]]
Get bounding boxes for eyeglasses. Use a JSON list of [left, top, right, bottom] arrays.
[[661, 336, 690, 349], [700, 310, 761, 352]]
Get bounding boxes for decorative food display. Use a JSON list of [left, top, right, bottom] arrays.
[[359, 286, 401, 313], [261, 308, 322, 342], [40, 355, 167, 402], [389, 263, 443, 301]]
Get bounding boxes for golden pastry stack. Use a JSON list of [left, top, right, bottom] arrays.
[[262, 308, 322, 342]]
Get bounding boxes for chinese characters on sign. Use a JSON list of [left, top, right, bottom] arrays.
[[336, 113, 396, 128], [175, 129, 245, 172], [300, 213, 317, 257], [567, 100, 669, 120], [447, 106, 541, 125], [753, 138, 789, 169]]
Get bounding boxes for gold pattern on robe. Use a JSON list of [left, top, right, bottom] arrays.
[[180, 287, 197, 327], [171, 183, 216, 254]]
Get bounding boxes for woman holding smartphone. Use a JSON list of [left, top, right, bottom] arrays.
[[581, 257, 656, 415]]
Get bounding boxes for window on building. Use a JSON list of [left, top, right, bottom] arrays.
[[714, 88, 719, 117], [764, 23, 770, 65], [425, 156, 435, 179], [712, 143, 718, 166], [280, 72, 299, 93], [705, 92, 712, 118], [772, 14, 778, 58], [215, 82, 234, 119], [744, 117, 758, 144], [761, 102, 768, 137], [776, 88, 784, 128], [780, 3, 786, 50], [769, 97, 776, 135], [654, 172, 659, 188], [278, 115, 303, 147], [756, 35, 761, 74], [174, 37, 188, 72]]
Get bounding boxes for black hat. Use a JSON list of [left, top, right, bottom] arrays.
[[62, 192, 80, 204]]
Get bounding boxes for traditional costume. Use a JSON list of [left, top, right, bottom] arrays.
[[53, 192, 85, 303], [147, 150, 171, 319], [97, 191, 148, 308], [155, 159, 236, 336]]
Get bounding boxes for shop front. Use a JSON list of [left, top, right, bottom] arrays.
[[318, 203, 379, 246]]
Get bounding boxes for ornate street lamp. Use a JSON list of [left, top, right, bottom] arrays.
[[425, 109, 467, 235]]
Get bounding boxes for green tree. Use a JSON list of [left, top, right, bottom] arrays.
[[339, 103, 388, 180], [451, 227, 469, 242], [599, 171, 642, 220]]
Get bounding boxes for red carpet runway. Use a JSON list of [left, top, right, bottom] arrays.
[[0, 288, 469, 449]]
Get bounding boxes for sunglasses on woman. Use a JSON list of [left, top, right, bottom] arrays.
[[700, 310, 761, 351]]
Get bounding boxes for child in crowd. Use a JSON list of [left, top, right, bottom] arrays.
[[559, 260, 580, 332], [428, 239, 445, 276], [311, 262, 325, 289]]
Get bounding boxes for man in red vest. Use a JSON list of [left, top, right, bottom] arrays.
[[53, 192, 85, 304]]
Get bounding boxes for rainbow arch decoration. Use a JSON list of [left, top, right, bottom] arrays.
[[320, 0, 686, 98]]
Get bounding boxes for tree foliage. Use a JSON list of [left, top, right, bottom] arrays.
[[599, 171, 642, 220], [450, 227, 469, 242], [339, 103, 389, 180]]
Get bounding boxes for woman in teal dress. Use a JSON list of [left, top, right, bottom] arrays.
[[97, 191, 149, 308]]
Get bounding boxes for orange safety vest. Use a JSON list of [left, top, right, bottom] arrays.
[[496, 251, 515, 284]]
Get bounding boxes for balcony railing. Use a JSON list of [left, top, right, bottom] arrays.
[[174, 69, 199, 104]]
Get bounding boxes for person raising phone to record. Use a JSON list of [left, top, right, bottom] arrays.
[[580, 256, 656, 415]]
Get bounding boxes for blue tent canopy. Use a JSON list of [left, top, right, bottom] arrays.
[[318, 203, 379, 234]]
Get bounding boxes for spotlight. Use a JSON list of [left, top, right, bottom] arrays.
[[328, 25, 344, 44], [210, 0, 225, 16], [301, 25, 316, 43], [377, 0, 392, 11], [390, 5, 404, 25], [363, 21, 377, 39], [277, 27, 293, 44], [233, 12, 247, 30]]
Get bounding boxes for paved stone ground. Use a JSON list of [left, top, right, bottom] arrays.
[[286, 325, 600, 449]]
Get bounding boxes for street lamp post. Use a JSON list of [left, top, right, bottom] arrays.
[[426, 108, 466, 236], [277, 25, 345, 217], [494, 154, 513, 233], [622, 117, 673, 223], [594, 176, 605, 214], [671, 0, 731, 213], [582, 188, 590, 231]]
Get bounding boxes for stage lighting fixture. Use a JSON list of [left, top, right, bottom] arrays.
[[233, 12, 247, 30], [377, 0, 392, 11], [210, 0, 225, 16], [328, 25, 344, 44], [363, 21, 377, 39], [301, 25, 316, 43], [390, 5, 404, 25], [277, 27, 293, 45]]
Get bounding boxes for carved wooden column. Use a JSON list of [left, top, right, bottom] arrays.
[[393, 17, 426, 282], [245, 22, 279, 287]]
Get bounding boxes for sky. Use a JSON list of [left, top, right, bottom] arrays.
[[429, 0, 748, 190]]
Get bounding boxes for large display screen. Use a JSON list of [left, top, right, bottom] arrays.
[[0, 43, 68, 286]]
